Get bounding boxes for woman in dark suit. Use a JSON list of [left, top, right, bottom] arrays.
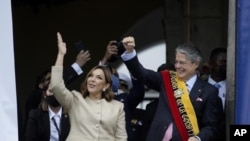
[[25, 82, 70, 141]]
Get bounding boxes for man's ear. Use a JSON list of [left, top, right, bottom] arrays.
[[194, 61, 200, 70]]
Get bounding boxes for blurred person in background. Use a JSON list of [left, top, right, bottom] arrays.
[[99, 40, 145, 141]]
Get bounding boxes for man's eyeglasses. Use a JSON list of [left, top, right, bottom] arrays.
[[174, 60, 188, 65]]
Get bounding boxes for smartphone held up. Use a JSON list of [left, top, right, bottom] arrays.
[[75, 41, 85, 52]]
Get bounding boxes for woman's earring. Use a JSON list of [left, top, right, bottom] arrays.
[[102, 88, 106, 92]]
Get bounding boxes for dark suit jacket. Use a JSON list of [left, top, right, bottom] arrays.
[[206, 79, 226, 141], [115, 78, 145, 141], [24, 108, 70, 141], [124, 56, 223, 141], [142, 99, 159, 141]]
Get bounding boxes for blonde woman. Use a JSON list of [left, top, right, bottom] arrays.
[[50, 32, 127, 141]]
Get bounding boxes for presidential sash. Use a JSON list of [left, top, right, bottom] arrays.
[[161, 70, 199, 140]]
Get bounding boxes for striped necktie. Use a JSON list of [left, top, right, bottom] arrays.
[[186, 83, 190, 92]]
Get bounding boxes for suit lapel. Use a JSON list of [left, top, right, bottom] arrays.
[[189, 78, 205, 102], [42, 111, 51, 140], [60, 113, 69, 139]]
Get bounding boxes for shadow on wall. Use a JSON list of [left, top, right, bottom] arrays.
[[113, 6, 167, 68], [116, 7, 168, 109], [123, 7, 166, 50]]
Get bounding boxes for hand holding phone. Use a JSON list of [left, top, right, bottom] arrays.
[[75, 41, 85, 52]]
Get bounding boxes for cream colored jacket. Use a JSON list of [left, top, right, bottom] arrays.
[[50, 66, 127, 141]]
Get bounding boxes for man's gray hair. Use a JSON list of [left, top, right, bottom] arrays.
[[175, 43, 202, 63]]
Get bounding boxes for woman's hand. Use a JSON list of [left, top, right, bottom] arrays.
[[57, 32, 67, 56], [55, 32, 66, 66]]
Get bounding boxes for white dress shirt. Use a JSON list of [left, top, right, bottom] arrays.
[[185, 75, 197, 93], [208, 76, 226, 110], [48, 106, 62, 141], [71, 62, 83, 75]]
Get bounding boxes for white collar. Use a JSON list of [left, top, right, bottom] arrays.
[[185, 75, 197, 90], [208, 75, 226, 86], [48, 106, 62, 120], [115, 89, 126, 95]]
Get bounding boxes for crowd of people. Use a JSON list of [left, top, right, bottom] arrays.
[[22, 32, 227, 141]]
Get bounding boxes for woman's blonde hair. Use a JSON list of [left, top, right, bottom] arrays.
[[80, 65, 114, 102]]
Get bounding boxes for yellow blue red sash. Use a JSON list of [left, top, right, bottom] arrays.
[[161, 70, 199, 140]]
